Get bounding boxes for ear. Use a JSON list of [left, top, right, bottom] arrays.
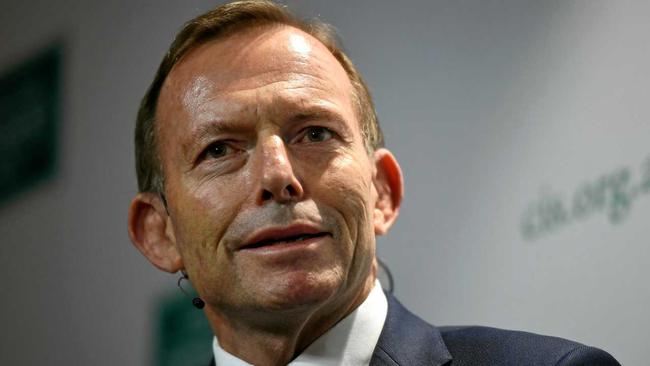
[[127, 192, 183, 273], [372, 148, 404, 235]]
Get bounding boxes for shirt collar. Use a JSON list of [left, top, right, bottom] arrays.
[[212, 280, 388, 366]]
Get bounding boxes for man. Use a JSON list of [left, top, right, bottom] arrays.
[[127, 1, 620, 365]]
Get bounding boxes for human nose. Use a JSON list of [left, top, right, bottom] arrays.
[[254, 135, 304, 204]]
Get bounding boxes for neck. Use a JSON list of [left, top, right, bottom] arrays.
[[206, 275, 376, 366]]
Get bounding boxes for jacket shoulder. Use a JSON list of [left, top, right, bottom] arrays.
[[438, 326, 619, 366]]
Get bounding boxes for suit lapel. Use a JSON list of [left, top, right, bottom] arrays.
[[370, 293, 452, 366]]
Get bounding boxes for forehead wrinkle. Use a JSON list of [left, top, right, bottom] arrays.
[[176, 64, 338, 120], [214, 75, 337, 100]]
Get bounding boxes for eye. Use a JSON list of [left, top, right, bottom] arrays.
[[304, 126, 333, 142], [204, 141, 230, 159]]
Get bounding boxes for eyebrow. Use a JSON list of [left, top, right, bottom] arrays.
[[287, 107, 345, 125], [190, 119, 244, 141]]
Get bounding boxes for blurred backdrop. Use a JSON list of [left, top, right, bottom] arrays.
[[1, 0, 648, 365]]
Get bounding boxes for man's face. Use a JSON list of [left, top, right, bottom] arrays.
[[156, 25, 380, 314]]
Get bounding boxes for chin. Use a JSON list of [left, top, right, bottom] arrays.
[[260, 270, 343, 310]]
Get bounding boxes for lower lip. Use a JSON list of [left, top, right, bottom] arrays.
[[239, 235, 329, 254]]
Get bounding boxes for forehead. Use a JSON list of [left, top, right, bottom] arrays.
[[157, 24, 355, 124]]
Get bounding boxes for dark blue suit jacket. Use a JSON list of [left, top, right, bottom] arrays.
[[370, 293, 620, 366], [208, 293, 620, 365]]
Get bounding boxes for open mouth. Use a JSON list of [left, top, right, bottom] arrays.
[[243, 232, 329, 250]]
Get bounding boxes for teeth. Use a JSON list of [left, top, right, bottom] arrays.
[[286, 235, 306, 243], [280, 234, 313, 244], [250, 233, 322, 248]]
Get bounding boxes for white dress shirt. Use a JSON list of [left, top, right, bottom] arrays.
[[212, 280, 388, 366]]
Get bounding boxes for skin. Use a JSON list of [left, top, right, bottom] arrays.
[[128, 24, 403, 366]]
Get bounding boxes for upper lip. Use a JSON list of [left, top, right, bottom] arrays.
[[238, 222, 330, 250]]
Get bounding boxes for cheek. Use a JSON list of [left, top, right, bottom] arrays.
[[170, 175, 250, 267], [331, 155, 374, 209], [311, 154, 376, 246]]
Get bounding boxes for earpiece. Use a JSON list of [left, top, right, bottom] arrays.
[[177, 270, 205, 309]]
